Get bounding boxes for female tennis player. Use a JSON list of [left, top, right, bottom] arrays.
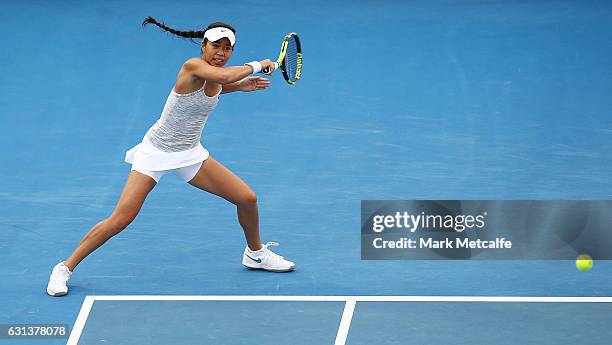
[[46, 18, 295, 297]]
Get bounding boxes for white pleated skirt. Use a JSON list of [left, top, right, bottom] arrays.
[[124, 136, 210, 171]]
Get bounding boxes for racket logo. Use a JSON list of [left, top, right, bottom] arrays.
[[295, 53, 303, 80]]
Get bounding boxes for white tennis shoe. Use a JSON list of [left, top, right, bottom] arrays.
[[243, 242, 295, 272], [46, 261, 72, 297]]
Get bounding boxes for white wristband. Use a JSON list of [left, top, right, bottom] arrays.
[[244, 61, 262, 74]]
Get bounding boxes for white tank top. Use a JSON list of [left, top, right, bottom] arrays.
[[145, 83, 220, 152]]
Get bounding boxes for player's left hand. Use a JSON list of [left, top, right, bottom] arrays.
[[240, 76, 271, 92]]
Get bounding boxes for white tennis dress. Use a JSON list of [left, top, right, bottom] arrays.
[[125, 83, 220, 172]]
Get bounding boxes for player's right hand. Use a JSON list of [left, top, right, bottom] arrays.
[[260, 59, 276, 75]]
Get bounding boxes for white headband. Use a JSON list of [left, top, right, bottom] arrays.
[[203, 27, 235, 46]]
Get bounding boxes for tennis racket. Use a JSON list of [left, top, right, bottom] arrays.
[[262, 32, 302, 84]]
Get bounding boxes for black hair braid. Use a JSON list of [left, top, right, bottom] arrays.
[[142, 16, 237, 45], [142, 16, 205, 44]]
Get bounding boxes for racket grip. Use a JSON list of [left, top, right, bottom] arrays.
[[262, 62, 279, 74]]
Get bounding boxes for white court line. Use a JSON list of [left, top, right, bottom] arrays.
[[67, 295, 612, 344], [89, 295, 612, 302], [334, 299, 356, 345], [66, 296, 95, 345]]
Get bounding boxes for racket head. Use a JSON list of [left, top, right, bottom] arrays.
[[279, 32, 302, 84]]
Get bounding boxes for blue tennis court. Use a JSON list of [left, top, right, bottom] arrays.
[[1, 0, 611, 344], [68, 296, 612, 345]]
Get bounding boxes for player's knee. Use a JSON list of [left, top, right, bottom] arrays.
[[107, 213, 136, 233], [239, 191, 257, 207]]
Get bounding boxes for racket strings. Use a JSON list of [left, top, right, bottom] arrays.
[[284, 37, 299, 81]]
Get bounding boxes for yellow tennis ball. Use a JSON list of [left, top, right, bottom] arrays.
[[576, 254, 593, 271]]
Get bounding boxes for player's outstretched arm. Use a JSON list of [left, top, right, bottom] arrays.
[[222, 76, 271, 94], [184, 58, 276, 85]]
